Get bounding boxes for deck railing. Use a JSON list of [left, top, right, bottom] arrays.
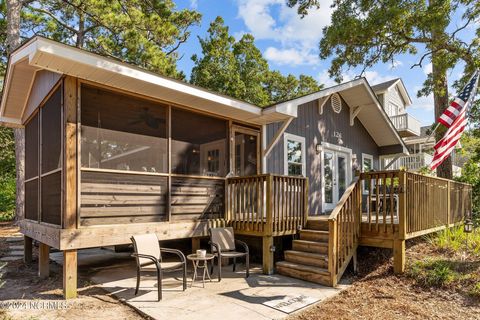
[[360, 171, 472, 239], [328, 176, 361, 286], [390, 113, 421, 136], [225, 174, 308, 237]]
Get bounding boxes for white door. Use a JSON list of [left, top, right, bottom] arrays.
[[323, 148, 351, 212]]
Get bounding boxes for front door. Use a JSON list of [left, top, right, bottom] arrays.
[[323, 148, 351, 212]]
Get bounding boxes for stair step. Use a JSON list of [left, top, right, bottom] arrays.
[[284, 250, 328, 268], [306, 219, 329, 231], [276, 261, 331, 286], [299, 229, 329, 242], [292, 240, 328, 254]]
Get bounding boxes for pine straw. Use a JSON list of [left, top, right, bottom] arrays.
[[289, 240, 480, 320]]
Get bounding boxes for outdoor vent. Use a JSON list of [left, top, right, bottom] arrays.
[[331, 93, 342, 113]]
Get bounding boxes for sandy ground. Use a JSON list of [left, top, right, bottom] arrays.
[[289, 241, 480, 320], [0, 222, 144, 320], [1, 222, 479, 320]]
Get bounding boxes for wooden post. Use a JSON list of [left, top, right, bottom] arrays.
[[263, 175, 274, 275], [328, 219, 338, 286], [394, 171, 407, 274], [63, 76, 79, 298], [192, 237, 201, 253], [63, 76, 78, 229], [262, 236, 274, 275], [446, 180, 451, 226], [38, 242, 50, 279], [63, 250, 77, 299], [24, 236, 33, 264], [393, 239, 406, 274]]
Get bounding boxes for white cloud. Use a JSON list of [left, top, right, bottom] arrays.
[[236, 0, 333, 66], [423, 62, 432, 76], [388, 59, 403, 70], [189, 0, 198, 9], [264, 47, 318, 66], [410, 86, 434, 111], [317, 69, 394, 87], [364, 71, 395, 86]]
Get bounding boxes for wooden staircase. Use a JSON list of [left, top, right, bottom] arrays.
[[276, 219, 332, 286]]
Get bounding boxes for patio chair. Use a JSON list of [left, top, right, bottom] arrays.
[[208, 227, 249, 281], [131, 234, 187, 301]]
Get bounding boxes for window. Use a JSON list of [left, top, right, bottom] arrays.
[[284, 133, 306, 176], [81, 85, 168, 173], [171, 108, 228, 176], [233, 128, 259, 176], [362, 153, 373, 193], [386, 101, 399, 116]]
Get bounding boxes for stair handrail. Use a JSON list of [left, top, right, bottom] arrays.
[[327, 176, 361, 286]]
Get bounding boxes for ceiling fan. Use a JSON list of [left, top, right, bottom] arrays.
[[128, 108, 165, 129]]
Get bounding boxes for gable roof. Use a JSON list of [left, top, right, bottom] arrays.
[[371, 78, 412, 107], [264, 78, 408, 151], [0, 36, 292, 127]]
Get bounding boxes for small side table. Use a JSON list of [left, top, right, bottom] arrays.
[[187, 253, 215, 288]]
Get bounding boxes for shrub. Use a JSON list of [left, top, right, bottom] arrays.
[[408, 259, 457, 287], [428, 226, 480, 258], [0, 176, 15, 221]]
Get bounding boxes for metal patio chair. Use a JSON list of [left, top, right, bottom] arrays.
[[131, 234, 187, 301], [208, 227, 249, 281]]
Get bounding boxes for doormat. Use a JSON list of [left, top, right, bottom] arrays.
[[263, 294, 320, 314]]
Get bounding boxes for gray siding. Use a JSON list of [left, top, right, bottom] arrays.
[[385, 85, 407, 114], [266, 97, 380, 214]]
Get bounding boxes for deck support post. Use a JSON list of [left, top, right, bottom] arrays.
[[24, 235, 33, 264], [63, 250, 78, 299], [393, 239, 405, 274], [38, 242, 50, 279], [262, 236, 274, 275]]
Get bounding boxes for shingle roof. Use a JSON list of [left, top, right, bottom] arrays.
[[371, 78, 400, 92]]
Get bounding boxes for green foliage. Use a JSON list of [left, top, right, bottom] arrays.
[[0, 126, 15, 221], [190, 16, 322, 106], [21, 0, 201, 78], [428, 226, 480, 257], [0, 176, 15, 221], [408, 259, 457, 287], [456, 130, 480, 225], [287, 0, 479, 84]]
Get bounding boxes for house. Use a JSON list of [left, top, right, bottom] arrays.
[[0, 37, 472, 299], [371, 78, 462, 175]]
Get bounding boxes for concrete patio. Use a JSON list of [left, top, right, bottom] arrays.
[[51, 248, 349, 320]]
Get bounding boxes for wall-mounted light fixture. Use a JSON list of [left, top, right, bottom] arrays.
[[316, 144, 322, 154]]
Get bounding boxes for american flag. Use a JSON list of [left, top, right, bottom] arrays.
[[430, 71, 479, 170]]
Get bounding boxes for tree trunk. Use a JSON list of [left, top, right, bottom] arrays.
[[6, 0, 25, 220], [431, 56, 452, 179]]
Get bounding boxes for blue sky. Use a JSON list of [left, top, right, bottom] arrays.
[[174, 0, 476, 126]]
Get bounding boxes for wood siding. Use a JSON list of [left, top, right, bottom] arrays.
[[266, 97, 379, 214], [23, 70, 62, 123]]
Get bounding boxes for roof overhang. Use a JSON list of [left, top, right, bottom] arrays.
[[0, 37, 293, 128], [265, 78, 409, 153]]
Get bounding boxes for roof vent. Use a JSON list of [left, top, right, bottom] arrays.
[[331, 93, 342, 113]]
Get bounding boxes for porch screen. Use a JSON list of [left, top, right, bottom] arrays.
[[81, 85, 168, 174], [40, 88, 62, 225], [25, 113, 39, 221], [171, 108, 228, 177]]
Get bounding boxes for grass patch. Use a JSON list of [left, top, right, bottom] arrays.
[[428, 226, 480, 258], [408, 259, 459, 287], [407, 226, 480, 299]]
